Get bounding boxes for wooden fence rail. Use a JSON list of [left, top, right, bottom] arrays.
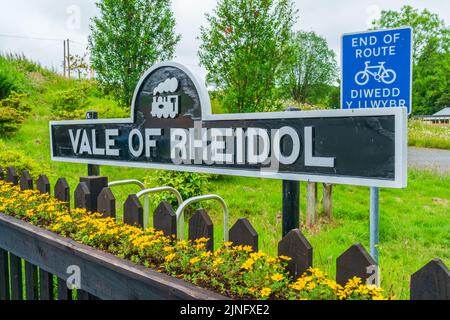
[[0, 166, 448, 300]]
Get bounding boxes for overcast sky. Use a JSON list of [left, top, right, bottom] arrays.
[[0, 0, 449, 81]]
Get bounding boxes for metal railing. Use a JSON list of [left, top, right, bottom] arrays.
[[108, 179, 149, 226], [175, 195, 229, 242], [136, 187, 183, 227]]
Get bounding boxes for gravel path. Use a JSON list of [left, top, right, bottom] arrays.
[[408, 147, 450, 175]]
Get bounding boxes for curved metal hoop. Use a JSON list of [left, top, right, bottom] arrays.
[[175, 195, 228, 242], [108, 180, 148, 225]]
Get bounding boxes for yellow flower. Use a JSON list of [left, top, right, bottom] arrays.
[[190, 257, 200, 265], [260, 287, 272, 298], [241, 258, 255, 271], [271, 273, 284, 282], [201, 251, 212, 258], [267, 257, 277, 264], [163, 246, 174, 252], [306, 282, 316, 290], [224, 241, 233, 247], [165, 253, 176, 262], [212, 257, 224, 266], [250, 251, 265, 260], [279, 255, 292, 261]]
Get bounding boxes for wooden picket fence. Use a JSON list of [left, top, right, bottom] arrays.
[[0, 166, 448, 300]]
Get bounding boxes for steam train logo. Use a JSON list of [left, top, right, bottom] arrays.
[[151, 77, 180, 119]]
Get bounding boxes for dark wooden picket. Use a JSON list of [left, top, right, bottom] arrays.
[[25, 261, 38, 300], [57, 278, 72, 300], [9, 254, 23, 300], [153, 201, 177, 237], [0, 249, 9, 300], [336, 244, 377, 286], [36, 174, 51, 194], [20, 170, 33, 191], [189, 209, 214, 251], [0, 166, 4, 180], [39, 268, 54, 300], [54, 178, 70, 207], [6, 166, 19, 185], [124, 195, 144, 228], [278, 229, 313, 280], [79, 176, 108, 212], [97, 187, 116, 218], [74, 182, 91, 210], [229, 218, 258, 251], [410, 258, 450, 300]]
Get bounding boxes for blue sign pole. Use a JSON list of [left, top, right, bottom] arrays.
[[341, 27, 412, 267], [370, 187, 379, 264]]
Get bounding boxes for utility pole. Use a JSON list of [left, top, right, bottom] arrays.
[[63, 40, 66, 78], [67, 39, 71, 79]]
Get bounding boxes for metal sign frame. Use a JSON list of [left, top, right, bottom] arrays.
[[50, 61, 408, 189], [340, 27, 413, 115]]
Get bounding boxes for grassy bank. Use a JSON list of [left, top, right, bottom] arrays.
[[409, 120, 450, 150], [0, 57, 449, 299]]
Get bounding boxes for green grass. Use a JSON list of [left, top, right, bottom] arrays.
[[1, 57, 449, 299], [409, 120, 450, 150]]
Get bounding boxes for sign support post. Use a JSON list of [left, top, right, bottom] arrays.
[[282, 180, 300, 236], [370, 187, 379, 264], [282, 107, 300, 237], [86, 111, 100, 176]]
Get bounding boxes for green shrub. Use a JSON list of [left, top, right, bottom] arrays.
[[50, 84, 89, 116], [50, 80, 129, 120], [0, 92, 31, 136], [0, 144, 47, 179], [144, 170, 211, 209], [0, 56, 31, 99]]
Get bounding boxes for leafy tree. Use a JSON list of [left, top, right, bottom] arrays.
[[89, 0, 180, 106], [199, 0, 297, 113], [372, 5, 448, 63], [413, 43, 450, 115], [68, 53, 89, 80], [284, 31, 338, 104], [372, 5, 449, 115]]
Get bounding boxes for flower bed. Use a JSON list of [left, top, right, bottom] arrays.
[[0, 180, 388, 300]]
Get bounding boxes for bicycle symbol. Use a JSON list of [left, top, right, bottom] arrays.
[[354, 61, 397, 86]]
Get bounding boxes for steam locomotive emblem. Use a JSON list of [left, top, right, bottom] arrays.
[[151, 77, 180, 119]]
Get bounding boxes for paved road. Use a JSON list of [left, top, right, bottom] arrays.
[[408, 147, 450, 175]]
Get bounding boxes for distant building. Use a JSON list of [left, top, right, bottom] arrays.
[[422, 107, 450, 125]]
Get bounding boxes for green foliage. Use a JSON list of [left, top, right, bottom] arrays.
[[0, 143, 47, 179], [3, 53, 54, 77], [283, 31, 338, 104], [89, 0, 181, 107], [51, 84, 90, 116], [372, 5, 449, 63], [372, 5, 450, 115], [0, 56, 32, 99], [50, 80, 129, 120], [145, 170, 211, 209], [199, 0, 297, 113], [0, 92, 31, 136], [413, 44, 450, 115], [408, 120, 450, 150]]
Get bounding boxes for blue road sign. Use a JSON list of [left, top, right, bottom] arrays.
[[341, 27, 413, 114]]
